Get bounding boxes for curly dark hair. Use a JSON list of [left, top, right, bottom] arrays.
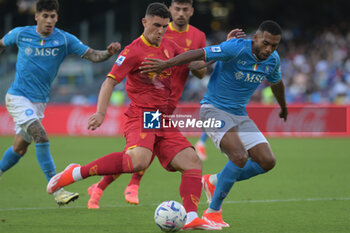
[[257, 20, 282, 36], [145, 2, 171, 19], [36, 0, 59, 13]]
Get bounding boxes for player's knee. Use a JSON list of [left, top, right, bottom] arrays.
[[33, 134, 49, 143], [227, 150, 249, 168], [259, 154, 276, 171], [27, 121, 49, 143], [186, 152, 202, 170], [171, 148, 202, 171], [12, 145, 27, 156], [132, 160, 148, 172], [127, 148, 152, 172]]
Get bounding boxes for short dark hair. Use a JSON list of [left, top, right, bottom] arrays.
[[145, 2, 171, 19], [257, 20, 282, 36], [171, 0, 193, 5], [36, 0, 59, 13]]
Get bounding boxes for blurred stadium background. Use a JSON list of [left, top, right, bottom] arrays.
[[1, 0, 350, 105]]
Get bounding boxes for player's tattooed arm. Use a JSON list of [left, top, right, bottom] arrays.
[[27, 120, 49, 143], [0, 38, 6, 54], [270, 80, 288, 121], [82, 42, 121, 62]]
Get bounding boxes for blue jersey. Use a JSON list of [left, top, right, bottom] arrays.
[[3, 26, 89, 102], [201, 39, 282, 116]]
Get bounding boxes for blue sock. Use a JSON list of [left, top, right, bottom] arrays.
[[217, 159, 266, 182], [0, 146, 22, 172], [199, 132, 208, 142], [209, 161, 243, 210], [35, 142, 56, 182], [236, 159, 266, 181]]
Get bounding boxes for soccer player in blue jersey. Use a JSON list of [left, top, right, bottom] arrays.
[[0, 0, 121, 206], [140, 20, 288, 227]]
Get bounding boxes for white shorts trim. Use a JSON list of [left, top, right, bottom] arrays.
[[5, 93, 46, 142], [200, 104, 268, 152]]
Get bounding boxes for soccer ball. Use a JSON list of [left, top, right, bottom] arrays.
[[154, 200, 187, 232]]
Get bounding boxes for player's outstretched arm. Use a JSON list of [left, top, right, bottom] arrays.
[[83, 42, 121, 63], [0, 38, 6, 54], [140, 49, 205, 74], [88, 78, 119, 130], [270, 80, 288, 121]]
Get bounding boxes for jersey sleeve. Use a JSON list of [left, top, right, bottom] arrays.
[[266, 53, 282, 84], [203, 38, 243, 62], [65, 32, 89, 56], [107, 47, 136, 83], [199, 31, 206, 48], [3, 27, 23, 47]]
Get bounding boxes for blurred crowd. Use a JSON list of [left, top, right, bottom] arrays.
[[182, 23, 350, 105], [2, 24, 350, 106]]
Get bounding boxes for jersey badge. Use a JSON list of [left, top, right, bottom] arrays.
[[186, 39, 192, 47], [235, 71, 244, 80], [210, 46, 221, 53], [25, 47, 33, 56], [39, 39, 45, 46], [115, 55, 126, 66]]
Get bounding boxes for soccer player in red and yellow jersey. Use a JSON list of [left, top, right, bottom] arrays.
[[47, 3, 221, 230], [87, 0, 208, 208]]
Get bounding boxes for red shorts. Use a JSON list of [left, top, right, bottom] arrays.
[[124, 116, 193, 171]]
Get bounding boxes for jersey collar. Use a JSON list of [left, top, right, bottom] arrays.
[[169, 22, 189, 33], [140, 34, 160, 48]]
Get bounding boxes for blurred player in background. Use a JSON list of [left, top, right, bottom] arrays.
[[87, 0, 209, 209], [140, 20, 287, 227], [0, 0, 121, 206], [195, 132, 208, 160], [47, 3, 221, 230]]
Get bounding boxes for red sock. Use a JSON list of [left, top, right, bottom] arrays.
[[80, 151, 134, 178], [179, 169, 202, 213], [97, 174, 120, 190], [128, 171, 144, 186]]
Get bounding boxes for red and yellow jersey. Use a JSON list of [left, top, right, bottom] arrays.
[[164, 22, 206, 106], [107, 35, 184, 115]]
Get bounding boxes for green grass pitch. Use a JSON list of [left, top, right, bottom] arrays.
[[0, 136, 349, 233]]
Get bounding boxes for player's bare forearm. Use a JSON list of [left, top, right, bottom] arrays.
[[168, 49, 206, 67], [270, 80, 288, 121], [97, 78, 118, 115], [140, 49, 205, 74], [88, 78, 118, 130]]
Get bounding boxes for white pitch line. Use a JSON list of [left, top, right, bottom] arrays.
[[0, 197, 349, 212]]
